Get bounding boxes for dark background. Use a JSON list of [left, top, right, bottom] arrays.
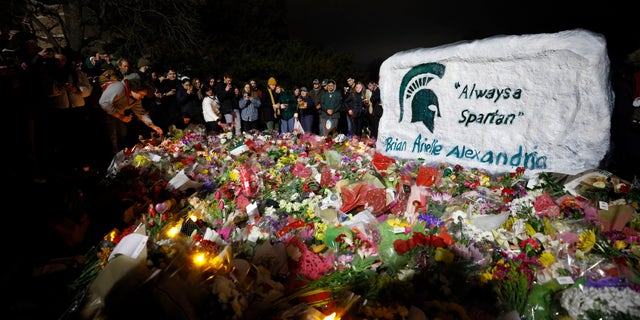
[[286, 0, 639, 71]]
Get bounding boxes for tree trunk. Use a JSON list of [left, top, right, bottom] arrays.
[[63, 0, 83, 51]]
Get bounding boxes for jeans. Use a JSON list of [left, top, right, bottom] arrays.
[[105, 114, 128, 155], [300, 114, 314, 134], [280, 117, 295, 133]]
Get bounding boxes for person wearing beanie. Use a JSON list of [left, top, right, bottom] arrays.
[[135, 57, 152, 81], [261, 76, 280, 131]]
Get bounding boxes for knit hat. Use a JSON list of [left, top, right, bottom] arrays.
[[137, 57, 151, 68], [268, 77, 277, 86], [300, 86, 308, 92], [312, 79, 320, 84]]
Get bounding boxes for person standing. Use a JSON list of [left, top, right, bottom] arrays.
[[135, 57, 152, 81], [214, 72, 237, 131], [202, 85, 223, 134], [116, 58, 140, 80], [192, 77, 204, 102], [261, 77, 280, 132], [155, 68, 181, 131], [317, 79, 342, 137], [343, 76, 357, 135], [173, 77, 204, 129], [49, 52, 94, 168], [99, 78, 163, 155], [250, 79, 263, 100], [367, 80, 382, 139], [309, 78, 324, 135], [239, 83, 262, 132], [298, 86, 315, 134], [279, 85, 297, 133], [345, 81, 366, 137], [232, 86, 242, 136]]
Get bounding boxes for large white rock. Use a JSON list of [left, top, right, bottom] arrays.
[[377, 29, 613, 177]]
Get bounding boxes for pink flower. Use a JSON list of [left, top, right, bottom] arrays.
[[218, 228, 232, 240]]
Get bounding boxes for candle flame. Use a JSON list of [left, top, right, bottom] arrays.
[[166, 225, 181, 238], [192, 252, 206, 267], [323, 312, 338, 320], [105, 229, 118, 242], [165, 219, 183, 238]]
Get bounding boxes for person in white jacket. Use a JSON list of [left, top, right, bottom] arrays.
[[201, 85, 223, 134]]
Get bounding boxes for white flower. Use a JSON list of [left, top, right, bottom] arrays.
[[559, 286, 640, 319], [397, 268, 415, 281]]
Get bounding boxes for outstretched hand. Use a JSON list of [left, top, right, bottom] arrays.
[[150, 125, 163, 135]]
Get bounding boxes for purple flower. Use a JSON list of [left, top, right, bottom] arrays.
[[418, 213, 444, 228]]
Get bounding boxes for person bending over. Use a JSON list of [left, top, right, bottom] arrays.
[[99, 78, 163, 155]]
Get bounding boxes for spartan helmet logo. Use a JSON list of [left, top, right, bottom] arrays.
[[399, 62, 445, 133]]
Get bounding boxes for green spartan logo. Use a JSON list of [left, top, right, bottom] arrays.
[[398, 62, 445, 133]]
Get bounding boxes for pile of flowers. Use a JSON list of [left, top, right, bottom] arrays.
[[68, 125, 640, 320]]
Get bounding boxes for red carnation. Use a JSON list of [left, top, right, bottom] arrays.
[[393, 239, 410, 255], [413, 232, 428, 246]]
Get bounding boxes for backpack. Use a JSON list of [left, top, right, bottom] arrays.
[[98, 68, 123, 87]]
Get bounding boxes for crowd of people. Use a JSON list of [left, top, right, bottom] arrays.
[[1, 31, 383, 183]]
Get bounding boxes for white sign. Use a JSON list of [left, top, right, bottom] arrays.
[[377, 29, 613, 177]]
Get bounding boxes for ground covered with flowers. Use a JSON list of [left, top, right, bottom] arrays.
[[66, 126, 640, 320]]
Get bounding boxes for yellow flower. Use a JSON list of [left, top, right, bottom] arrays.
[[434, 247, 454, 264], [133, 154, 148, 166], [229, 169, 240, 182], [479, 271, 493, 284], [480, 175, 490, 187], [614, 240, 627, 250], [303, 208, 315, 220], [577, 229, 596, 253], [543, 218, 556, 238], [538, 251, 556, 268], [315, 222, 327, 241], [387, 218, 410, 229], [525, 223, 536, 236]]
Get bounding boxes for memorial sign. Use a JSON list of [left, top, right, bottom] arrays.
[[378, 29, 613, 177]]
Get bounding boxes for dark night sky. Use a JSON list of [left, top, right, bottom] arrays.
[[286, 0, 638, 68]]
